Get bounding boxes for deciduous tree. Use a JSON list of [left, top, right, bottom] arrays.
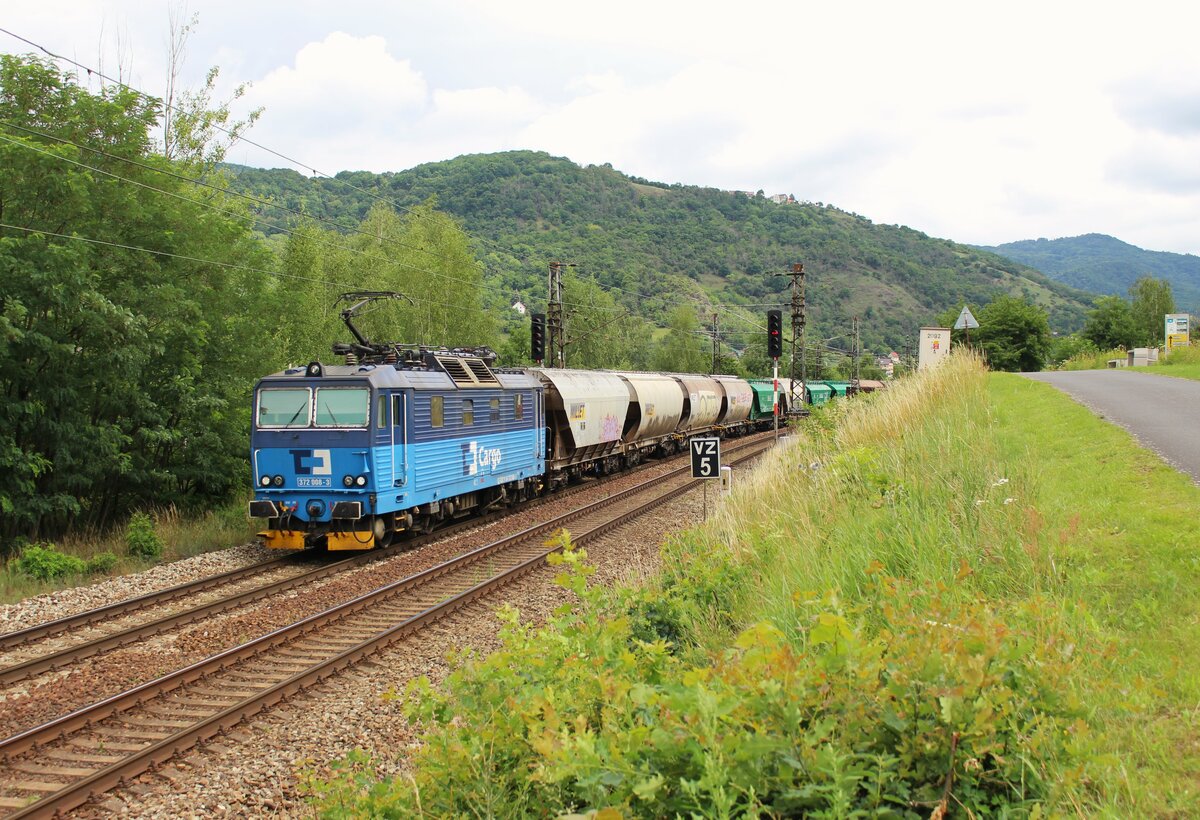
[[974, 296, 1051, 372], [1082, 296, 1137, 350], [1129, 276, 1174, 347]]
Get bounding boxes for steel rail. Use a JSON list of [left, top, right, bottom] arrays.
[[0, 429, 768, 653], [0, 438, 773, 818], [0, 434, 771, 680], [0, 434, 774, 761], [0, 553, 300, 650]]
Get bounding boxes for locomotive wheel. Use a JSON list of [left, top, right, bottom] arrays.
[[373, 516, 394, 548]]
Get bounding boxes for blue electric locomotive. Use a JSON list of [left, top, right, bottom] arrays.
[[249, 294, 544, 550]]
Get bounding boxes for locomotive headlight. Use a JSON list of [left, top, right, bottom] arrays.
[[342, 474, 355, 488], [355, 475, 367, 487], [273, 474, 284, 487], [260, 475, 271, 487]]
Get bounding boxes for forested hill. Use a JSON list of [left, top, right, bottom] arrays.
[[981, 234, 1200, 311], [226, 151, 1093, 351]]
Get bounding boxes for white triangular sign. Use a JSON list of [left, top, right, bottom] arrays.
[[954, 306, 979, 330]]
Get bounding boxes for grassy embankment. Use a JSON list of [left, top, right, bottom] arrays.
[[1129, 343, 1200, 380], [1062, 342, 1200, 380], [1059, 348, 1126, 370], [307, 355, 1200, 817], [0, 501, 258, 605]]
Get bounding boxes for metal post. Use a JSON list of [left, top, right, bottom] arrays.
[[772, 262, 806, 410], [772, 357, 779, 441], [711, 312, 719, 375], [546, 261, 572, 368], [852, 315, 861, 394], [797, 264, 807, 406]]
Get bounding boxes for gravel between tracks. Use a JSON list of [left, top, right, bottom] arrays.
[[0, 544, 275, 633], [71, 486, 712, 818], [0, 452, 730, 743]]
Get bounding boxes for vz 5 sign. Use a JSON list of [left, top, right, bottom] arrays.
[[690, 438, 720, 479]]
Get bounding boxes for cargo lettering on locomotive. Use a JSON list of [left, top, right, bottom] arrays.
[[461, 441, 503, 476]]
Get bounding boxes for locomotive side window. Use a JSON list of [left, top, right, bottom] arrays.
[[377, 395, 387, 428], [514, 393, 524, 420], [462, 399, 474, 426], [490, 397, 500, 423], [314, 387, 369, 427], [258, 388, 311, 428], [393, 395, 404, 427], [431, 396, 444, 428]]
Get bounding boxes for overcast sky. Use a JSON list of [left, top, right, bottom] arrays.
[[5, 1, 1200, 255]]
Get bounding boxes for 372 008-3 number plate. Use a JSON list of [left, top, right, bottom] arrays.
[[296, 477, 331, 488]]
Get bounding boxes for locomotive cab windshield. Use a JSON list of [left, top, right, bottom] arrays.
[[256, 386, 370, 429]]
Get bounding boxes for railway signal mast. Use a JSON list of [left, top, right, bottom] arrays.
[[773, 263, 807, 409], [546, 261, 575, 368], [767, 309, 783, 439]]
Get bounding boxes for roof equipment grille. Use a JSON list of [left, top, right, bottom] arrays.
[[465, 358, 500, 385], [435, 355, 498, 387]]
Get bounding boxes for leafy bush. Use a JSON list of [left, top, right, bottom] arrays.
[[14, 544, 86, 581], [125, 512, 163, 559], [85, 551, 119, 575], [306, 545, 1085, 818], [1160, 344, 1200, 366]]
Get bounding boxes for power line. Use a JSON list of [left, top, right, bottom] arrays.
[[0, 118, 474, 266], [0, 129, 519, 301], [0, 27, 529, 267], [0, 28, 855, 343], [0, 121, 543, 303], [0, 222, 517, 316], [0, 124, 630, 317], [0, 222, 339, 287]]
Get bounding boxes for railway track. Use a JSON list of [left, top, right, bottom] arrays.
[[0, 435, 773, 817], [0, 433, 768, 693]]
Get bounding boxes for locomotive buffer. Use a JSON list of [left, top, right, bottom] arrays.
[[691, 437, 721, 520]]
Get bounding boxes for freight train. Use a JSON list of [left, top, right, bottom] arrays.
[[247, 294, 856, 551]]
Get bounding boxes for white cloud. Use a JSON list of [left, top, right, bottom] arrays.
[[10, 1, 1200, 254], [245, 33, 427, 133]]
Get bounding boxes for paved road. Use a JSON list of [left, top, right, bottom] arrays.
[[1024, 369, 1200, 482]]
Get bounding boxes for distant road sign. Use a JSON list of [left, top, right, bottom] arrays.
[[954, 306, 979, 330], [690, 438, 720, 479]]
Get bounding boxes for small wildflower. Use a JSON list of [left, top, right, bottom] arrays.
[[974, 499, 986, 506], [1003, 497, 1015, 505], [991, 477, 1010, 487], [809, 461, 822, 472]]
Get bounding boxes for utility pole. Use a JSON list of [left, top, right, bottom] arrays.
[[851, 315, 861, 394], [546, 261, 574, 368], [773, 263, 807, 409], [711, 312, 719, 375]]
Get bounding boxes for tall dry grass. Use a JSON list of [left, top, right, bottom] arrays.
[[693, 351, 1054, 640]]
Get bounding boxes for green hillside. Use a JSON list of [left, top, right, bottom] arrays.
[[226, 151, 1093, 354], [981, 233, 1200, 311]]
